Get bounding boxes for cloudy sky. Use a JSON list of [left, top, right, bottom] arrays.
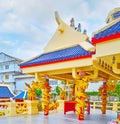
[[0, 0, 120, 60]]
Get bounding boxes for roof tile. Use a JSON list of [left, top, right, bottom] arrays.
[[20, 45, 93, 68], [0, 86, 14, 98], [92, 21, 120, 44]]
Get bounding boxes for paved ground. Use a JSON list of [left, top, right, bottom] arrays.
[[0, 109, 117, 124]]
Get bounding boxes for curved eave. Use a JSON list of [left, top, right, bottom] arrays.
[[92, 17, 120, 45], [14, 91, 28, 99], [0, 84, 15, 98], [20, 45, 94, 69], [21, 56, 93, 75], [106, 8, 120, 23], [20, 54, 92, 69], [92, 32, 120, 45]]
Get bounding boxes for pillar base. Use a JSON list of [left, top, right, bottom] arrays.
[[78, 115, 84, 120], [44, 113, 48, 116], [102, 112, 106, 114]]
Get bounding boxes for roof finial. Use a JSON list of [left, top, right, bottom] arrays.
[[55, 11, 64, 33], [83, 29, 87, 35], [55, 11, 61, 25], [77, 23, 81, 32], [70, 18, 75, 29]]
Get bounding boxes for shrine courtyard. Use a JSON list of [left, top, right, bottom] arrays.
[[0, 109, 117, 124]]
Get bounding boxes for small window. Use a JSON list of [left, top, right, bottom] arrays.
[[0, 75, 4, 80], [0, 66, 3, 70], [5, 65, 9, 69], [5, 74, 9, 80]]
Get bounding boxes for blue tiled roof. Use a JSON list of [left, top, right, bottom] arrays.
[[0, 86, 14, 98], [113, 11, 120, 19], [20, 45, 93, 67], [14, 91, 28, 99], [94, 21, 120, 39]]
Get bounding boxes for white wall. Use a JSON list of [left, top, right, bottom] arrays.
[[15, 77, 36, 91], [86, 82, 103, 91]]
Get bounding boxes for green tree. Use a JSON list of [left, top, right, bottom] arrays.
[[61, 80, 66, 84], [35, 89, 42, 98], [115, 83, 120, 101], [86, 91, 99, 96], [107, 83, 120, 101], [56, 86, 60, 95], [107, 91, 118, 96]]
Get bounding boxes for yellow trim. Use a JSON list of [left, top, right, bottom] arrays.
[[22, 58, 92, 74], [93, 60, 120, 80]]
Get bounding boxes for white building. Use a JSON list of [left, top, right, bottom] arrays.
[[0, 52, 63, 93], [13, 74, 35, 93], [86, 82, 103, 92], [0, 52, 23, 91], [13, 74, 60, 94]]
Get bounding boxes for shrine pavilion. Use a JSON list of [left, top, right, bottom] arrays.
[[19, 8, 120, 120]]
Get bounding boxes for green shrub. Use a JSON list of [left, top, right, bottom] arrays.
[[86, 91, 99, 95], [56, 86, 60, 95], [35, 89, 42, 98]]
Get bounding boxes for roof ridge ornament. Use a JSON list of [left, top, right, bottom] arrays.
[[55, 11, 61, 25], [55, 11, 64, 33], [70, 18, 75, 29]]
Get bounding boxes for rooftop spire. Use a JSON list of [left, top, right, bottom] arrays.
[[55, 11, 61, 25], [70, 18, 75, 29], [55, 11, 64, 33], [77, 23, 81, 32], [83, 29, 87, 35]]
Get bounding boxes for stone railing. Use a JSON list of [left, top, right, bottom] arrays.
[[90, 101, 120, 112], [0, 100, 39, 116]]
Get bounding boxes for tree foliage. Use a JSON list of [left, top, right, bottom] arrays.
[[35, 89, 42, 97], [115, 83, 120, 95], [56, 86, 60, 95], [86, 91, 99, 95], [107, 84, 120, 96], [107, 83, 120, 101], [107, 91, 118, 96], [61, 80, 66, 84], [115, 83, 120, 101]]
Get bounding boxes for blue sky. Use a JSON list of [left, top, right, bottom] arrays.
[[0, 0, 120, 60]]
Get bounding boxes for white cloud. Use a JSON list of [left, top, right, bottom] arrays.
[[0, 40, 17, 47], [0, 0, 14, 14], [1, 13, 26, 33], [0, 0, 120, 59]]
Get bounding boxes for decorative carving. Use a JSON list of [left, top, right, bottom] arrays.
[[75, 77, 89, 120]]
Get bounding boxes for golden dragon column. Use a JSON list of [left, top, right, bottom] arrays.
[[75, 77, 89, 120], [42, 81, 51, 116], [99, 82, 108, 114]]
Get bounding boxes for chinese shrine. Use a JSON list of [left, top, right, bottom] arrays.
[[20, 8, 120, 120]]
